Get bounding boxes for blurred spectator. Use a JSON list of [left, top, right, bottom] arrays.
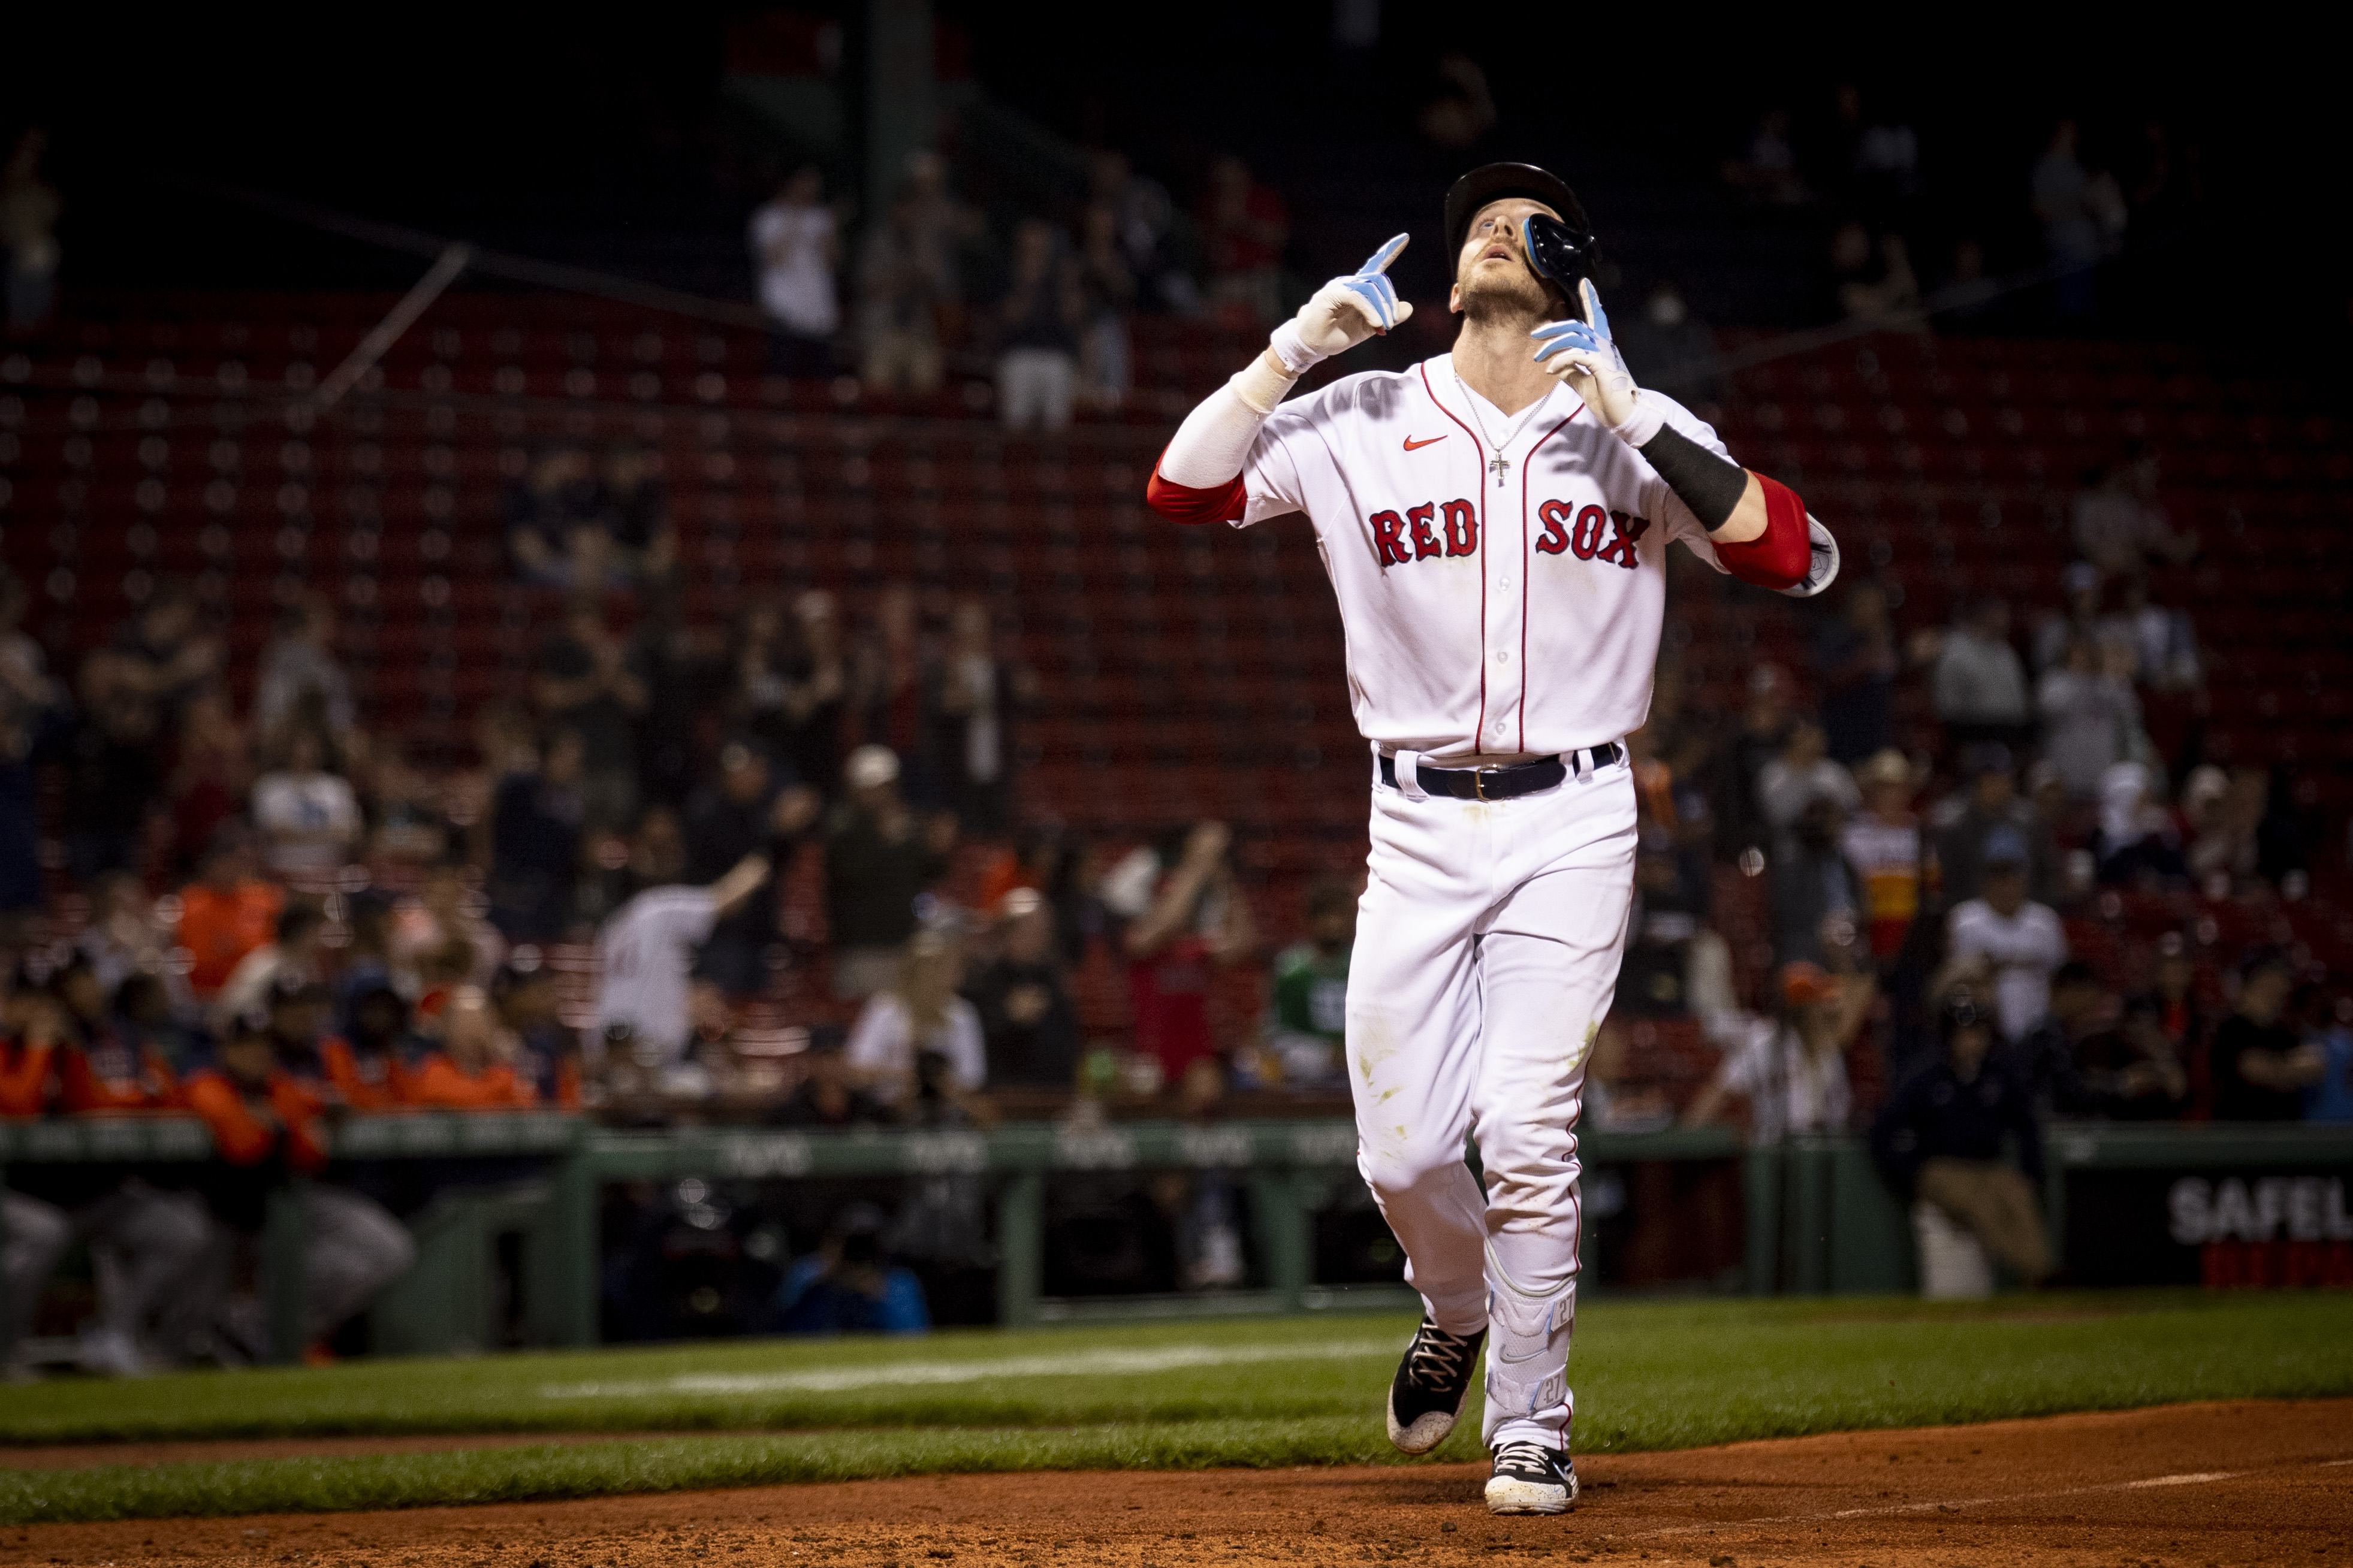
[[395, 863, 503, 990], [166, 684, 251, 878], [1869, 989, 2052, 1283], [964, 889, 1079, 1090], [1714, 665, 1793, 860], [774, 1203, 928, 1336], [2208, 953, 2324, 1122], [254, 594, 354, 744], [1619, 845, 1737, 1031], [1265, 876, 1356, 1088], [503, 446, 605, 588], [852, 584, 929, 794], [1770, 795, 1866, 969], [734, 593, 847, 806], [1945, 833, 2068, 1045], [598, 443, 676, 585], [771, 1029, 886, 1128], [213, 905, 329, 1035], [2030, 119, 2126, 318], [0, 569, 62, 925], [2037, 637, 2143, 799], [251, 724, 361, 881], [2032, 561, 2111, 674], [593, 848, 774, 1069], [182, 1016, 415, 1358], [1813, 581, 1897, 765], [408, 987, 536, 1108], [77, 870, 177, 1001], [175, 829, 283, 1002], [683, 741, 819, 997], [321, 978, 417, 1110], [1685, 959, 1875, 1140], [2101, 575, 2200, 692], [1756, 718, 1859, 849], [1076, 201, 1137, 414], [630, 587, 723, 811], [2010, 959, 2105, 1117], [1088, 149, 1196, 315], [2071, 448, 2196, 577], [359, 738, 451, 869], [538, 598, 648, 834], [1, 127, 61, 335], [2132, 931, 2206, 1081], [847, 931, 985, 1110], [1105, 821, 1257, 1093], [2077, 993, 2191, 1120], [1841, 750, 1923, 964], [750, 165, 841, 379], [996, 218, 1084, 432], [824, 745, 954, 1000], [1619, 281, 1728, 411], [1721, 107, 1808, 207], [1417, 53, 1497, 150], [491, 960, 578, 1107], [1930, 745, 2060, 908], [1849, 96, 1922, 234], [61, 657, 164, 886], [934, 598, 1025, 833], [1932, 597, 2032, 754], [2184, 765, 2262, 890], [2301, 991, 2353, 1123], [856, 186, 949, 398], [487, 729, 586, 944], [2092, 760, 2185, 887], [1936, 237, 2002, 328], [1197, 156, 1288, 328], [1831, 223, 1921, 327]]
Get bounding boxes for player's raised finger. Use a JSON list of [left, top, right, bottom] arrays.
[[1579, 279, 1610, 337], [1358, 233, 1410, 277]]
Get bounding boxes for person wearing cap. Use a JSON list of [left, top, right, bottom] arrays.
[[1945, 831, 2068, 1046], [1144, 159, 1841, 1513], [1931, 597, 2032, 756], [962, 888, 1079, 1090], [773, 1201, 930, 1336], [1869, 989, 2052, 1285], [320, 979, 419, 1111], [1840, 749, 1924, 963], [1929, 744, 2060, 909], [1684, 959, 1875, 1143], [825, 744, 957, 1001]]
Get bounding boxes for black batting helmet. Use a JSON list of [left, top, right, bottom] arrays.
[[1444, 162, 1591, 259]]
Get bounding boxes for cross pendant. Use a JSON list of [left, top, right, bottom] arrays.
[[1488, 452, 1510, 489]]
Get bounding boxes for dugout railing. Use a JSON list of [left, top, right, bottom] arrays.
[[4, 1115, 2349, 1361]]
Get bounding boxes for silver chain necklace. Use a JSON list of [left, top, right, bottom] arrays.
[[1452, 366, 1545, 490]]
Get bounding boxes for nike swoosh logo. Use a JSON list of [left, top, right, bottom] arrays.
[[1497, 1345, 1547, 1364], [1404, 434, 1447, 451]]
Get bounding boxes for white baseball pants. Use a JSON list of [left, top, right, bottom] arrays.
[[1347, 747, 1636, 1452]]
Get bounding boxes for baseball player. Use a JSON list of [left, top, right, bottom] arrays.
[[1145, 162, 1836, 1514]]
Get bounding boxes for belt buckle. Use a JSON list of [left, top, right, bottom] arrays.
[[1474, 770, 1488, 801]]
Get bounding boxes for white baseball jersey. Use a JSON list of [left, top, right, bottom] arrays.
[[1236, 354, 1738, 761], [594, 886, 719, 1059]]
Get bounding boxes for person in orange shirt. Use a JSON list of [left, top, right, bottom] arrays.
[[405, 987, 538, 1108], [183, 1017, 415, 1361], [174, 830, 283, 1000], [50, 953, 181, 1113], [318, 980, 417, 1111]]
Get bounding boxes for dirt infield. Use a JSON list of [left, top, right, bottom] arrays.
[[4, 1399, 2345, 1566]]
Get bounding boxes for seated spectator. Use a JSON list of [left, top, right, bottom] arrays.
[[2101, 575, 2201, 693], [1932, 598, 2032, 754], [113, 971, 200, 1075], [173, 829, 283, 1003], [1930, 745, 2061, 908], [2037, 638, 2144, 800], [1264, 877, 1356, 1088], [2092, 760, 2185, 887], [407, 987, 536, 1108], [847, 932, 985, 1110], [1105, 820, 1257, 1096], [2208, 952, 2325, 1121], [1870, 989, 2052, 1285], [771, 1028, 887, 1128], [1841, 750, 1923, 965], [996, 217, 1084, 432], [49, 951, 180, 1113], [1945, 833, 2068, 1046], [2070, 446, 2196, 578], [856, 187, 949, 398], [1755, 719, 1859, 850], [319, 980, 417, 1111], [964, 889, 1079, 1090], [252, 723, 362, 881], [487, 730, 587, 944], [182, 1016, 416, 1359], [2301, 989, 2353, 1123], [750, 165, 840, 381], [1687, 959, 1875, 1141], [253, 593, 354, 744], [212, 901, 329, 1034], [1812, 582, 1897, 765], [396, 863, 504, 989], [683, 741, 820, 998], [2010, 960, 2107, 1117], [1769, 796, 1866, 970], [773, 1203, 928, 1336], [2077, 994, 2191, 1120], [593, 845, 773, 1068], [537, 599, 648, 835], [825, 745, 955, 1000], [77, 869, 180, 1002], [491, 960, 580, 1108], [1197, 155, 1288, 328], [503, 445, 605, 587], [598, 442, 675, 585]]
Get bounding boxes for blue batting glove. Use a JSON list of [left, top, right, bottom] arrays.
[[1337, 232, 1410, 333]]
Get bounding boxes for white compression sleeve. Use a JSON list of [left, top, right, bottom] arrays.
[[1157, 355, 1296, 486]]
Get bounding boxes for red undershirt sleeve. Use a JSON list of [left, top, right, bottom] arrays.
[[1709, 472, 1811, 591], [1145, 446, 1248, 526]]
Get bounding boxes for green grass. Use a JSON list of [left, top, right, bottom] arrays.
[[4, 1291, 2348, 1525]]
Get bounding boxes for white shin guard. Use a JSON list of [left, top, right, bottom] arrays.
[[1483, 1246, 1576, 1443]]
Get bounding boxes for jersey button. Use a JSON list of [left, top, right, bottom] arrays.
[[1494, 651, 1509, 664]]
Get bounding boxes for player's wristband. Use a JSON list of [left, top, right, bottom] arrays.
[[1267, 321, 1327, 376], [1607, 390, 1666, 448], [1229, 352, 1300, 416], [1637, 422, 1746, 530]]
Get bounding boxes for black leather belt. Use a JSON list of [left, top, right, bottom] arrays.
[[1377, 743, 1618, 800]]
